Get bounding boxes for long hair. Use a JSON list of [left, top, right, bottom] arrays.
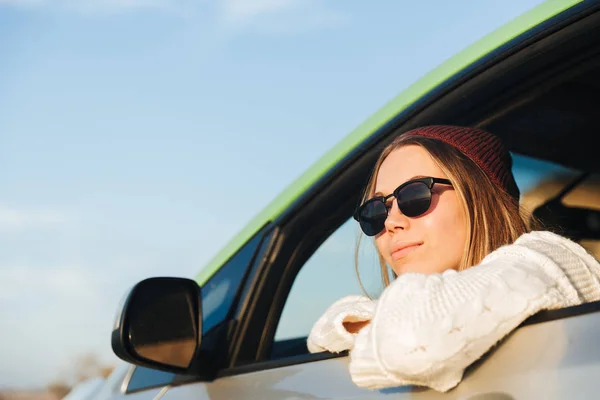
[[355, 134, 536, 291]]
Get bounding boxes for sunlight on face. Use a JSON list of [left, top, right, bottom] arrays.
[[374, 145, 467, 276]]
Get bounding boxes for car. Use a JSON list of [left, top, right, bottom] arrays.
[[109, 0, 600, 398], [88, 363, 133, 400], [61, 377, 105, 400]]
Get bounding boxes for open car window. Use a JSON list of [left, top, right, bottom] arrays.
[[270, 152, 599, 360], [272, 218, 378, 344]]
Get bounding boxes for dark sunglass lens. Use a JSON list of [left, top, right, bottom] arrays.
[[397, 182, 432, 217], [359, 200, 387, 236]]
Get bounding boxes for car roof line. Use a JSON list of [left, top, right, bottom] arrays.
[[195, 0, 581, 286]]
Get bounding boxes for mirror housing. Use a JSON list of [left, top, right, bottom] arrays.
[[111, 277, 202, 373]]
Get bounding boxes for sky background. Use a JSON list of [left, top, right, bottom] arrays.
[[0, 0, 550, 390]]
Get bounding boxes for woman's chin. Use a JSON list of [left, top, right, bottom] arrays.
[[392, 262, 458, 276], [392, 262, 426, 276]]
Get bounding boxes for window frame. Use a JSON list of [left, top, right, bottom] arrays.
[[213, 5, 600, 376]]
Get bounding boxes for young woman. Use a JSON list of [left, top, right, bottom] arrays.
[[307, 125, 600, 392]]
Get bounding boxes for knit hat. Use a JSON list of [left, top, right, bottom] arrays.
[[403, 125, 520, 200]]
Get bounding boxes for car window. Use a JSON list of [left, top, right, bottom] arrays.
[[201, 230, 265, 333], [273, 218, 382, 343], [125, 367, 175, 394], [271, 153, 596, 352], [126, 228, 268, 392]]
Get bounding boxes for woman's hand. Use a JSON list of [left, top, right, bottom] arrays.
[[307, 295, 376, 354], [343, 319, 371, 333]]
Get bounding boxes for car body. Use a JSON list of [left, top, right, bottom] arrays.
[[62, 377, 106, 400], [89, 363, 133, 400], [110, 0, 600, 398]]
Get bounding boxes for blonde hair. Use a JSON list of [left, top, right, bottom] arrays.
[[355, 134, 535, 290]]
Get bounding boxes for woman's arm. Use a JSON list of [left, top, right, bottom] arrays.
[[348, 231, 600, 392], [307, 295, 376, 354]]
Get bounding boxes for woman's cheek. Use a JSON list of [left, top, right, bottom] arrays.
[[421, 212, 438, 230], [375, 237, 391, 265]]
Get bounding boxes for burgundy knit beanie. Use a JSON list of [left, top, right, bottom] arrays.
[[403, 125, 520, 200]]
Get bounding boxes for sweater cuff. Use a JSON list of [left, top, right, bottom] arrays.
[[307, 296, 376, 354], [349, 325, 402, 389]]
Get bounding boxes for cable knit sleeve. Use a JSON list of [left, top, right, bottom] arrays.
[[348, 231, 600, 392], [307, 295, 376, 354]]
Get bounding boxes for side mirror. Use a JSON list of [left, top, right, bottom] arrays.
[[111, 277, 202, 373]]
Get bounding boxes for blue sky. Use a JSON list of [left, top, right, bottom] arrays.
[[1, 0, 547, 389]]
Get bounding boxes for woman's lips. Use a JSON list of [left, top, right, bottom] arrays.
[[391, 243, 422, 261]]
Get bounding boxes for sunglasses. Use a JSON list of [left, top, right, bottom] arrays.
[[353, 177, 453, 236]]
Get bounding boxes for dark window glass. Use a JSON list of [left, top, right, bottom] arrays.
[[125, 367, 175, 393], [201, 231, 264, 333]]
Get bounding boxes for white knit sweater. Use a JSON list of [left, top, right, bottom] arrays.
[[307, 231, 600, 392]]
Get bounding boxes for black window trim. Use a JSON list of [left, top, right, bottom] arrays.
[[224, 225, 279, 367]]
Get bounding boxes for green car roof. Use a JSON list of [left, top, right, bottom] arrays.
[[195, 0, 581, 286]]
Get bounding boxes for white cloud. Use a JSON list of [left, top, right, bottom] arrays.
[[0, 0, 183, 12], [0, 265, 93, 302], [1, 0, 349, 32], [0, 205, 73, 231], [0, 0, 44, 4], [218, 0, 349, 33]]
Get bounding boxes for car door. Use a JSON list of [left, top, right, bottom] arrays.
[[158, 212, 382, 400], [156, 161, 600, 400]]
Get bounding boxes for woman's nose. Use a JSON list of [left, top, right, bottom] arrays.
[[384, 199, 410, 232]]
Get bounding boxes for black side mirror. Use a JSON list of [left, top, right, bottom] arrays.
[[111, 277, 202, 373]]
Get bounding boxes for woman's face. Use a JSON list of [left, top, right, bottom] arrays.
[[374, 145, 467, 276]]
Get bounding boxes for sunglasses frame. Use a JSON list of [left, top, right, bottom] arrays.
[[353, 177, 452, 235]]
